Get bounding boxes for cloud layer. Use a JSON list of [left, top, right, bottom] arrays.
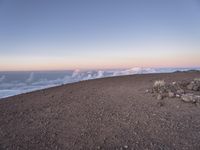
[[0, 67, 199, 99]]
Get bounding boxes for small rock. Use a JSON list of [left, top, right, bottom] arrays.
[[193, 85, 199, 91], [176, 89, 185, 94], [195, 95, 200, 103], [178, 80, 190, 87], [187, 82, 195, 90], [181, 94, 196, 103], [124, 145, 128, 149], [158, 87, 167, 94], [19, 112, 24, 116], [157, 94, 163, 100], [172, 82, 176, 85], [168, 91, 175, 98], [176, 94, 181, 98], [196, 102, 200, 107], [145, 89, 149, 93], [157, 101, 164, 107]]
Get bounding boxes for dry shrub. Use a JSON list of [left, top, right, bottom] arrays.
[[153, 80, 166, 88]]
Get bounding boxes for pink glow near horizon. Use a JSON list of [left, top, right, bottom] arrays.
[[0, 54, 200, 71]]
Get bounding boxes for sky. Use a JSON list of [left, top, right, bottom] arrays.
[[0, 0, 200, 71]]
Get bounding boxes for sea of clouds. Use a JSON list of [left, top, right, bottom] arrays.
[[0, 67, 199, 99]]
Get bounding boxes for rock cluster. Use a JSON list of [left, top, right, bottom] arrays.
[[187, 78, 200, 91], [149, 78, 200, 104]]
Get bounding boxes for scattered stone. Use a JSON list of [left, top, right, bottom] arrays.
[[157, 94, 163, 100], [172, 82, 176, 85], [124, 145, 128, 149], [178, 80, 190, 87], [168, 91, 175, 98], [195, 95, 200, 103], [176, 94, 181, 98], [157, 101, 164, 107], [193, 85, 199, 91], [176, 89, 185, 95], [187, 82, 195, 90], [18, 112, 24, 116], [181, 94, 197, 103]]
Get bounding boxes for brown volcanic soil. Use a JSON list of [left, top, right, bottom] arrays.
[[0, 72, 200, 150]]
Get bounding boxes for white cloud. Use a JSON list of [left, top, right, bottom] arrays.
[[26, 72, 34, 83], [112, 67, 157, 76], [72, 69, 80, 78], [96, 70, 104, 78], [0, 75, 5, 82], [0, 67, 200, 99]]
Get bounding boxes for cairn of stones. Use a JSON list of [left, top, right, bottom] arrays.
[[148, 78, 200, 103]]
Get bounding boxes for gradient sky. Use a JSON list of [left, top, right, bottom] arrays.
[[0, 0, 200, 71]]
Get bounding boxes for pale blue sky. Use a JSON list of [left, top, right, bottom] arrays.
[[0, 0, 200, 70]]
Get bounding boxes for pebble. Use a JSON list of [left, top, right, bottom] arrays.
[[157, 101, 164, 107], [124, 145, 128, 149], [157, 94, 163, 100], [168, 92, 175, 98], [176, 89, 185, 94]]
